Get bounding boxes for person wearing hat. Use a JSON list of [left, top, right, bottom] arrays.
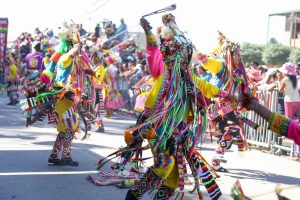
[[25, 40, 45, 73], [6, 54, 20, 105], [278, 63, 300, 159], [22, 40, 47, 124], [47, 40, 84, 166], [195, 32, 250, 173], [119, 14, 223, 200], [91, 52, 106, 132]]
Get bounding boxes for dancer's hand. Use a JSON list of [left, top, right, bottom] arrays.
[[238, 93, 259, 111], [194, 52, 208, 63], [69, 43, 81, 58], [140, 17, 152, 33]]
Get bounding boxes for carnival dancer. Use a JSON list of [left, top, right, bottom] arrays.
[[22, 41, 47, 125], [132, 71, 154, 113], [102, 55, 125, 117], [6, 54, 20, 105], [195, 32, 250, 173], [91, 51, 106, 132], [98, 13, 227, 200], [48, 41, 82, 166]]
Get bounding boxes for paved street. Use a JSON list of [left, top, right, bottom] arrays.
[[0, 94, 300, 200]]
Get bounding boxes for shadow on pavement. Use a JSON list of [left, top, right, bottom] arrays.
[[33, 141, 116, 150], [225, 168, 300, 185], [0, 134, 37, 140]]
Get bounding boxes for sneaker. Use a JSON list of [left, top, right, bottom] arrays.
[[48, 158, 61, 165], [213, 154, 227, 163], [213, 166, 229, 173], [60, 157, 79, 167]]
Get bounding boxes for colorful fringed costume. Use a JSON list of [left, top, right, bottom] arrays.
[[197, 31, 252, 172], [133, 75, 154, 113], [20, 22, 96, 166], [7, 58, 19, 105], [98, 14, 223, 200], [21, 41, 47, 125], [91, 52, 107, 132]]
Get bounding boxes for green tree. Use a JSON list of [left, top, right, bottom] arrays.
[[262, 44, 291, 66], [269, 37, 279, 44], [241, 43, 264, 67], [288, 48, 300, 64]]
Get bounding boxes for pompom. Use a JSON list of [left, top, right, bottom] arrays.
[[73, 87, 81, 96], [145, 129, 157, 139], [42, 70, 54, 81], [160, 26, 174, 39], [40, 74, 51, 85], [124, 131, 134, 145]]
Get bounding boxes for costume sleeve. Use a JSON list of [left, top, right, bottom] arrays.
[[201, 57, 224, 76], [145, 33, 164, 78], [191, 73, 220, 98], [9, 64, 17, 79], [267, 112, 300, 145], [287, 120, 300, 146], [60, 53, 73, 68]]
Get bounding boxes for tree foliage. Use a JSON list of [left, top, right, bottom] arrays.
[[288, 48, 300, 64], [262, 44, 291, 66], [241, 43, 264, 67], [269, 37, 279, 44]]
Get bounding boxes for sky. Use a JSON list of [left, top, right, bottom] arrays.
[[0, 0, 300, 53]]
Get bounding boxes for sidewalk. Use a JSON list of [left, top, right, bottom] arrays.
[[0, 94, 299, 200]]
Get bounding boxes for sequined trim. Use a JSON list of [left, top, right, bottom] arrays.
[[268, 113, 291, 137], [146, 32, 157, 46]]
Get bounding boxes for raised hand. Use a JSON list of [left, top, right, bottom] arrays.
[[238, 93, 258, 111], [140, 17, 152, 33]]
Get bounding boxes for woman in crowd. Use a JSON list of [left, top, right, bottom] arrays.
[[278, 63, 300, 159]]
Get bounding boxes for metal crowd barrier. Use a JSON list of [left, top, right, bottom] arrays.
[[244, 90, 279, 149]]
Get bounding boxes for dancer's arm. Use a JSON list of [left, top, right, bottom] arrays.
[[140, 18, 164, 78], [195, 53, 224, 75], [60, 43, 81, 67], [187, 68, 220, 98]]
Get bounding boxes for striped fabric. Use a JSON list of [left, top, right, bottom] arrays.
[[198, 157, 222, 200], [176, 142, 186, 192], [62, 107, 77, 130], [26, 96, 51, 110]]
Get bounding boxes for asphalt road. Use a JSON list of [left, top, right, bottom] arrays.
[[0, 94, 300, 200]]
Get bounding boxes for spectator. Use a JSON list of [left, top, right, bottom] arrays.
[[250, 61, 259, 70], [197, 64, 212, 82], [258, 65, 268, 79], [296, 62, 300, 75], [116, 18, 128, 42], [79, 24, 87, 36], [256, 68, 277, 92], [117, 65, 131, 109], [94, 24, 101, 38], [278, 63, 300, 159]]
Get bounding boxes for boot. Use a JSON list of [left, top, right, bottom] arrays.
[[130, 168, 163, 199], [125, 190, 139, 200], [154, 185, 174, 200]]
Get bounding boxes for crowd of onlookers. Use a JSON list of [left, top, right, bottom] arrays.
[[1, 18, 151, 111]]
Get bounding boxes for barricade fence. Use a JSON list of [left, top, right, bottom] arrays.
[[244, 89, 282, 149]]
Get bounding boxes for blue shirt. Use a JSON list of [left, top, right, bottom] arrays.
[[116, 23, 127, 41]]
